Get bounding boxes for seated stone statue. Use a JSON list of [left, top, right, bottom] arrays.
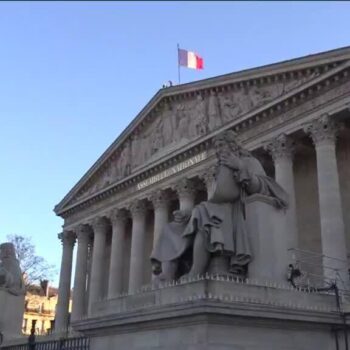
[[0, 243, 25, 296], [151, 130, 288, 280]]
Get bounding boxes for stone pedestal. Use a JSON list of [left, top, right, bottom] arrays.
[[73, 278, 346, 350], [246, 194, 288, 283], [0, 289, 25, 341]]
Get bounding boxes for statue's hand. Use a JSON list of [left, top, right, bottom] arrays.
[[219, 152, 242, 171]]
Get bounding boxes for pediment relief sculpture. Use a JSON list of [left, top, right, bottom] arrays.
[[70, 69, 321, 203], [129, 70, 321, 169]]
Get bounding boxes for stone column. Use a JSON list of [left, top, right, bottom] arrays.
[[304, 115, 348, 286], [265, 134, 298, 251], [151, 190, 170, 249], [88, 217, 109, 314], [71, 224, 90, 321], [55, 231, 75, 333], [174, 178, 197, 212], [128, 200, 148, 293], [108, 209, 128, 298]]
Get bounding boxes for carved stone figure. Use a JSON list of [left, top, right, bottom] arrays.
[[0, 243, 25, 296], [188, 95, 207, 139], [162, 102, 176, 145], [151, 130, 288, 280], [117, 141, 131, 177], [219, 94, 243, 123], [174, 103, 189, 141], [207, 91, 222, 131], [249, 86, 273, 109], [131, 133, 143, 169], [151, 119, 164, 155], [0, 243, 25, 341]]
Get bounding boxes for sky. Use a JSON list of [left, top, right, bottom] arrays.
[[1, 1, 350, 286]]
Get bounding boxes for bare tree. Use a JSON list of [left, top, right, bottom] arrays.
[[6, 234, 57, 288]]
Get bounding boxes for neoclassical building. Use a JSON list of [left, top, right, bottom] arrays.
[[53, 47, 350, 344]]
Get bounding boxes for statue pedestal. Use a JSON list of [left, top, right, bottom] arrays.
[[0, 288, 25, 341], [245, 194, 289, 283], [73, 278, 345, 350]]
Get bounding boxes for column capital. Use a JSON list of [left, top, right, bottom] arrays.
[[173, 178, 197, 199], [199, 165, 217, 188], [150, 190, 170, 210], [90, 216, 110, 233], [74, 224, 92, 242], [109, 208, 129, 225], [58, 231, 76, 247], [264, 133, 295, 162], [128, 200, 148, 218], [304, 115, 343, 147]]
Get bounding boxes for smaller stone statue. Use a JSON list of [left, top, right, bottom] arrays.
[[0, 243, 25, 296], [0, 242, 25, 341]]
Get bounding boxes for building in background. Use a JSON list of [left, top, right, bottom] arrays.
[[22, 281, 72, 336]]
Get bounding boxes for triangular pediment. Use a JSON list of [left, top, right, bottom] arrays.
[[55, 46, 350, 215]]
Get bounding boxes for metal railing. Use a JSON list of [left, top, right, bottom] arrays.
[[1, 337, 89, 350], [287, 248, 350, 297]]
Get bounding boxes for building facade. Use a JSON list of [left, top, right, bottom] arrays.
[[22, 284, 58, 335], [53, 47, 350, 348]]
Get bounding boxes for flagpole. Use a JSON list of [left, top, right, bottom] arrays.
[[177, 43, 181, 84]]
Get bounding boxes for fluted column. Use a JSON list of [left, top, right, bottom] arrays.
[[55, 231, 75, 333], [71, 224, 91, 321], [108, 209, 128, 298], [128, 200, 148, 293], [265, 134, 298, 250], [151, 190, 170, 249], [174, 178, 197, 212], [88, 217, 109, 314], [304, 115, 348, 286]]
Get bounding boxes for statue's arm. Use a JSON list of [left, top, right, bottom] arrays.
[[236, 157, 268, 195]]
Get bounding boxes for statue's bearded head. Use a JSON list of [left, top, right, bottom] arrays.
[[213, 130, 242, 157]]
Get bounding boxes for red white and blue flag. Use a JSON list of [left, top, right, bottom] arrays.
[[178, 48, 204, 70]]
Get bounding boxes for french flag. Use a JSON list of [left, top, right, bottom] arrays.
[[178, 48, 204, 70]]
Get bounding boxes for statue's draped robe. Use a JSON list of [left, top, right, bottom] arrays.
[[151, 155, 288, 271]]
